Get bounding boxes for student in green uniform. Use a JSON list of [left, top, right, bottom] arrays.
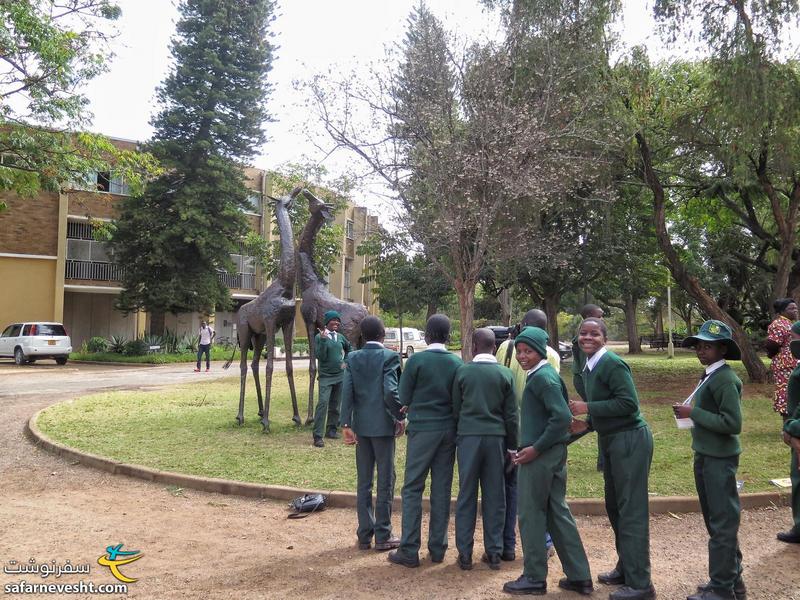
[[503, 327, 592, 597], [312, 310, 352, 447], [495, 309, 559, 561], [673, 320, 745, 600], [339, 316, 404, 551], [570, 304, 604, 403], [568, 318, 655, 600], [777, 320, 800, 544], [452, 328, 518, 571], [388, 314, 463, 568]]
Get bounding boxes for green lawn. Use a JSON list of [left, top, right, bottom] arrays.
[[37, 350, 791, 497]]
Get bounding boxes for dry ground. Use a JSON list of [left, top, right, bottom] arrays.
[[1, 362, 799, 599]]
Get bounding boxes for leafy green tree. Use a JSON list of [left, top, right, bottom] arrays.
[[112, 0, 275, 317], [0, 0, 158, 210]]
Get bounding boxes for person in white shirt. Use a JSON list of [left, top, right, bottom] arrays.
[[195, 321, 216, 372]]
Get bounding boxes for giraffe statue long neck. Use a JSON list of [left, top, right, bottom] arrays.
[[298, 209, 328, 290], [275, 201, 295, 294]]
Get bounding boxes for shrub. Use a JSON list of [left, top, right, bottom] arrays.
[[87, 337, 109, 353], [109, 335, 127, 354], [123, 339, 149, 356]]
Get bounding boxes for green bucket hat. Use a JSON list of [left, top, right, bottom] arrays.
[[514, 326, 548, 359], [323, 310, 342, 325], [681, 319, 742, 360]]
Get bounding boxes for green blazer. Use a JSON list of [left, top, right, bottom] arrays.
[[784, 366, 800, 437], [340, 343, 402, 437], [689, 364, 742, 457], [314, 331, 352, 381], [584, 350, 647, 436]]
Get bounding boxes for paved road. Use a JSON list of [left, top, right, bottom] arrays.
[[0, 359, 301, 399]]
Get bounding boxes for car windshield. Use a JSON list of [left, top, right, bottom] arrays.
[[29, 324, 67, 336]]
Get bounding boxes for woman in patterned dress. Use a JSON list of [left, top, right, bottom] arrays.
[[766, 298, 799, 417]]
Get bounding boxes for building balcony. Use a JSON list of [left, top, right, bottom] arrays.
[[217, 271, 261, 291], [65, 260, 123, 282]]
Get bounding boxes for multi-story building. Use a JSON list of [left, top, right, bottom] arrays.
[[0, 138, 379, 348]]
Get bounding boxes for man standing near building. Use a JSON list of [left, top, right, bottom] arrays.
[[195, 320, 216, 372], [313, 310, 352, 448]]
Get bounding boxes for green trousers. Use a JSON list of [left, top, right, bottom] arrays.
[[355, 435, 396, 545], [398, 429, 456, 560], [694, 453, 743, 594], [313, 376, 342, 438], [518, 443, 591, 582], [792, 449, 800, 533], [599, 425, 653, 590], [455, 435, 506, 559]]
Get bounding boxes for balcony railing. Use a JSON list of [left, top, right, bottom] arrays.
[[217, 272, 260, 290], [65, 260, 123, 282]]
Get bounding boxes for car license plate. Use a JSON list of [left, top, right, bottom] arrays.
[[48, 340, 56, 346]]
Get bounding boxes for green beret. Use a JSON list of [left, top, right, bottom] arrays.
[[324, 310, 342, 325], [514, 326, 548, 359]]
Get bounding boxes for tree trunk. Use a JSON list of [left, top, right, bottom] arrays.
[[149, 311, 165, 336], [637, 131, 768, 382], [499, 288, 512, 326], [684, 309, 692, 336], [455, 278, 476, 361], [625, 294, 641, 354], [426, 301, 438, 321], [655, 306, 664, 337], [542, 291, 560, 351]]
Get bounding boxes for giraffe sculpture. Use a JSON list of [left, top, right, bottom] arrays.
[[225, 186, 301, 432], [297, 189, 368, 424]]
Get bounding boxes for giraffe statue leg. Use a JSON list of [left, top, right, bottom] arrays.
[[251, 334, 265, 417], [236, 326, 250, 426], [282, 320, 301, 426], [261, 321, 277, 433], [306, 320, 317, 425]]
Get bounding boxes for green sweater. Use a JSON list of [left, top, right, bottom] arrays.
[[689, 364, 742, 457], [451, 362, 518, 448], [399, 349, 463, 432], [571, 336, 587, 401], [584, 350, 647, 436], [519, 363, 571, 452], [314, 331, 351, 380], [784, 366, 800, 437]]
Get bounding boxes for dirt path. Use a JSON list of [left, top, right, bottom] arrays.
[[1, 364, 799, 599]]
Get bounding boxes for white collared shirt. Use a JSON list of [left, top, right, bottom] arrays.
[[427, 343, 447, 352], [584, 346, 608, 372], [704, 359, 726, 378], [366, 341, 385, 348], [527, 358, 550, 377], [473, 353, 498, 363], [325, 328, 337, 342]]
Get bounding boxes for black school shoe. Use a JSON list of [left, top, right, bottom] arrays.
[[686, 590, 735, 600], [558, 578, 594, 596], [598, 568, 625, 585], [312, 436, 324, 448], [325, 429, 340, 439], [387, 550, 420, 568], [609, 584, 657, 600], [481, 553, 501, 570], [457, 554, 473, 570], [503, 575, 546, 596], [696, 579, 746, 600], [501, 549, 516, 561], [777, 529, 800, 543]]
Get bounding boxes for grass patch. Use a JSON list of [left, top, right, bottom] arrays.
[[38, 350, 789, 498]]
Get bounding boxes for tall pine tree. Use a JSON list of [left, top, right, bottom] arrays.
[[112, 0, 274, 317]]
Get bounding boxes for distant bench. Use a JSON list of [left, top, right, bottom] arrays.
[[639, 334, 685, 350]]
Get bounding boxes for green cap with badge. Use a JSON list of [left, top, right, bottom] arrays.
[[681, 319, 741, 360]]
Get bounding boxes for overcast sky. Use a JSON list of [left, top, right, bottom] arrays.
[[81, 0, 662, 208]]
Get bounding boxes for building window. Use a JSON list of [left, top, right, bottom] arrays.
[[346, 219, 354, 240], [344, 260, 352, 301], [71, 171, 130, 195], [244, 192, 262, 215]]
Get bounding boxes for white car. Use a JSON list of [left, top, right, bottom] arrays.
[[0, 322, 73, 365], [384, 327, 428, 357]]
